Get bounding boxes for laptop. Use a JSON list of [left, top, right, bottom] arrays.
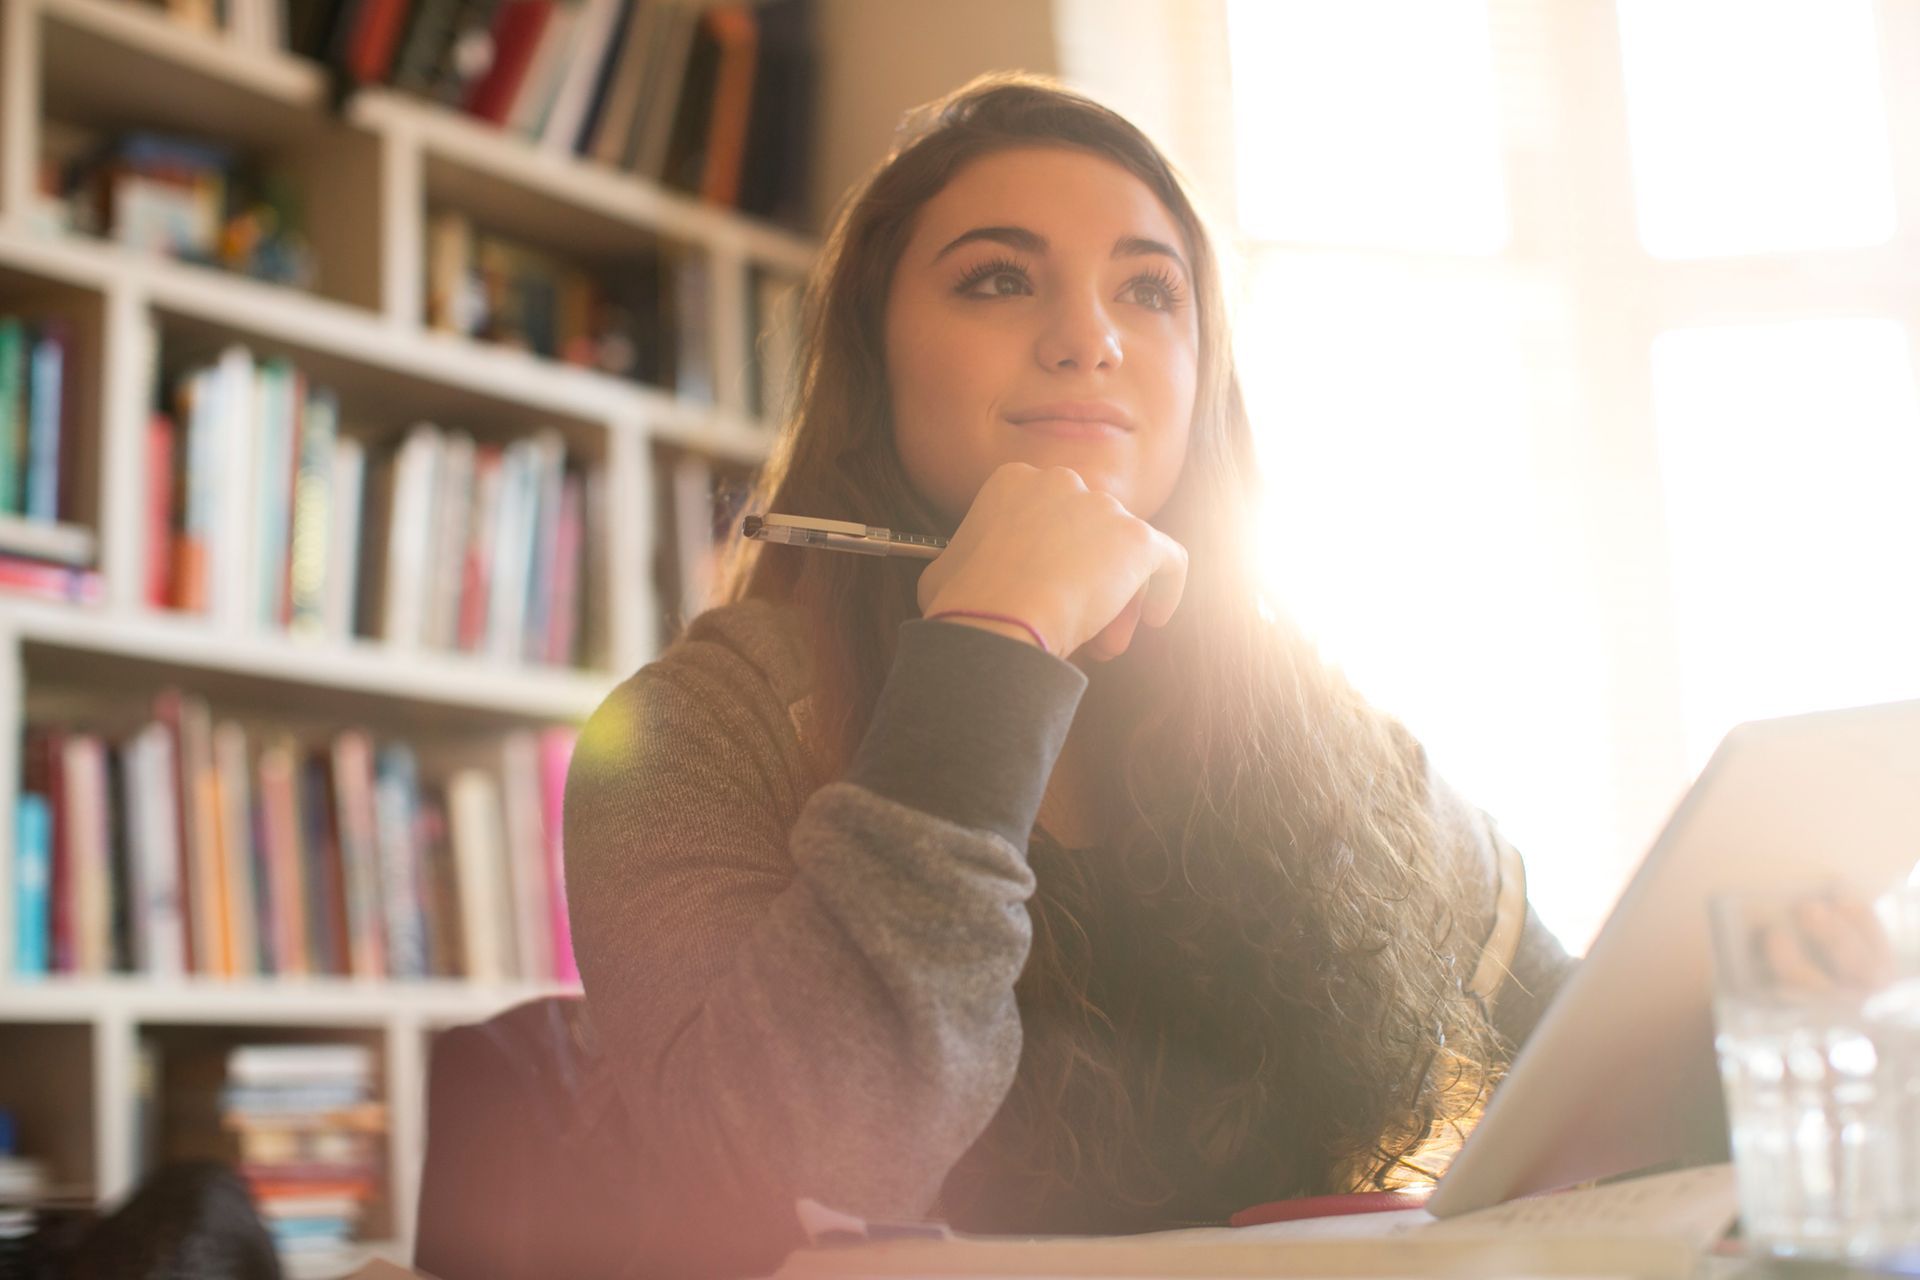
[[1427, 697, 1920, 1219]]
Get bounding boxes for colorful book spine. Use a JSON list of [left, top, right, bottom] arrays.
[[287, 388, 337, 636], [146, 413, 177, 608], [13, 793, 51, 977], [372, 743, 427, 979], [214, 721, 261, 977], [25, 324, 66, 522], [323, 433, 365, 642], [331, 732, 386, 979], [0, 318, 25, 515]]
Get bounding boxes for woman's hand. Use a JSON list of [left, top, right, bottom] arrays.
[[916, 463, 1189, 662]]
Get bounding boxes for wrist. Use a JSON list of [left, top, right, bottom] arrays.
[[923, 606, 1052, 655]]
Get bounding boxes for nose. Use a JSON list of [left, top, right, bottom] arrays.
[[1035, 291, 1123, 372]]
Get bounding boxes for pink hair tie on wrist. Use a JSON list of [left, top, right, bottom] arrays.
[[925, 609, 1052, 656]]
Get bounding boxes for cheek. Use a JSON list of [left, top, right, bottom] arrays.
[[887, 311, 1000, 518]]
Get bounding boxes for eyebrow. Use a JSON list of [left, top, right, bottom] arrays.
[[930, 225, 1189, 279]]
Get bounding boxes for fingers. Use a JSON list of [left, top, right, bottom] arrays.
[[1079, 593, 1145, 662], [1138, 529, 1189, 629], [1794, 895, 1897, 990], [1752, 891, 1899, 994]]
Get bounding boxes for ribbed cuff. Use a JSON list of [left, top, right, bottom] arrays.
[[844, 618, 1088, 850]]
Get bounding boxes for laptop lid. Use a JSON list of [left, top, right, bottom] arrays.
[[1428, 698, 1920, 1219]]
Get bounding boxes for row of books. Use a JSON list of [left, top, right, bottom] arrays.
[[49, 130, 317, 288], [289, 0, 815, 226], [155, 342, 606, 668], [12, 689, 580, 984], [0, 314, 105, 605], [424, 210, 708, 397]]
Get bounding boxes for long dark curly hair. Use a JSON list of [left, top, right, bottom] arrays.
[[714, 70, 1502, 1229]]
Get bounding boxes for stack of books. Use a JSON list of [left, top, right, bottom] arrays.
[[153, 341, 605, 669], [220, 1043, 385, 1264], [0, 313, 100, 604], [13, 691, 579, 985]]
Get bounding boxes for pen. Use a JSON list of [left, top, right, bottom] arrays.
[[741, 513, 948, 560]]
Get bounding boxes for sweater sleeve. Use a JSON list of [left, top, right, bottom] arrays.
[[1425, 767, 1579, 1057], [563, 618, 1086, 1278]]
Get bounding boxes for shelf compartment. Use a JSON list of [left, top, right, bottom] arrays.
[[0, 256, 104, 561], [136, 1020, 395, 1252], [148, 304, 622, 673], [34, 0, 386, 311], [0, 1020, 94, 1199]]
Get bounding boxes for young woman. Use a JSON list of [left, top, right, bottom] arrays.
[[563, 71, 1576, 1278]]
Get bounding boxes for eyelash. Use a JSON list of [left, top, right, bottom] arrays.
[[954, 255, 1188, 312]]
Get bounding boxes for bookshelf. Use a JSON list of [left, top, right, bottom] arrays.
[[0, 0, 815, 1271]]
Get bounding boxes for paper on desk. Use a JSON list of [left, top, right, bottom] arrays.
[[772, 1163, 1739, 1278]]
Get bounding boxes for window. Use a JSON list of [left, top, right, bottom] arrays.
[[1224, 0, 1918, 951]]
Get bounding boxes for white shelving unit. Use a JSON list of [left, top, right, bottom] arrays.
[[0, 0, 816, 1270]]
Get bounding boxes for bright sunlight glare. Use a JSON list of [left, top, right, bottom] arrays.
[[1224, 0, 1509, 254], [1650, 318, 1920, 767], [1615, 0, 1897, 258]]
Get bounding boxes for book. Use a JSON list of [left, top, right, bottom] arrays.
[[145, 413, 176, 604], [378, 423, 443, 650], [657, 3, 720, 192], [252, 358, 298, 630], [462, 0, 553, 125], [60, 734, 109, 976], [457, 444, 500, 653], [0, 556, 104, 605], [302, 755, 352, 976], [257, 738, 311, 978], [122, 722, 187, 976], [323, 433, 365, 640], [229, 1043, 375, 1084], [0, 318, 25, 513], [213, 720, 261, 978], [12, 793, 51, 977], [372, 743, 427, 979], [447, 769, 511, 980], [25, 323, 67, 522], [288, 387, 339, 637], [498, 732, 551, 981], [211, 343, 258, 630], [330, 732, 388, 979], [699, 5, 759, 207], [425, 431, 475, 652], [627, 0, 699, 179], [539, 0, 628, 155], [504, 0, 581, 138], [0, 513, 96, 568], [586, 0, 657, 168]]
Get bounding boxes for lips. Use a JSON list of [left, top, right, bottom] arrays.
[[1004, 400, 1136, 438]]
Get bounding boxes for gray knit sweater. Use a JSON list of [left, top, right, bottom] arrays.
[[562, 598, 1575, 1277]]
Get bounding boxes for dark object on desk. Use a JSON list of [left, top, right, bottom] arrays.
[[415, 996, 639, 1280], [1228, 1186, 1434, 1228], [25, 1161, 280, 1280]]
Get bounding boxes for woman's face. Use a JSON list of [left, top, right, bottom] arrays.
[[884, 145, 1200, 525]]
